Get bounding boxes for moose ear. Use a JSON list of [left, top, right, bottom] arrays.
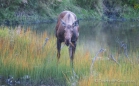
[[72, 20, 79, 27], [61, 20, 66, 27]]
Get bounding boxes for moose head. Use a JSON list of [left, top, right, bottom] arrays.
[[61, 19, 79, 46]]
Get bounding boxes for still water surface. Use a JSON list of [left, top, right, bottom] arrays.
[[16, 20, 139, 54]]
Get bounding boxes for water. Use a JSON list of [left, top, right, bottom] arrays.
[[80, 21, 139, 52], [16, 20, 139, 53]]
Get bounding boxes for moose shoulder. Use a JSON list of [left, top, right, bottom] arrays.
[[55, 11, 79, 66]]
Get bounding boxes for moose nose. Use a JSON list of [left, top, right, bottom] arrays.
[[65, 39, 70, 46]]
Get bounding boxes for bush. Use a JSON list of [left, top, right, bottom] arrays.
[[0, 0, 22, 20]]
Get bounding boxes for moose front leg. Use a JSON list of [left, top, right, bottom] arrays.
[[69, 41, 76, 68], [57, 39, 61, 61]]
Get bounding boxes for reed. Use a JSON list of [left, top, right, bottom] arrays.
[[0, 27, 138, 85]]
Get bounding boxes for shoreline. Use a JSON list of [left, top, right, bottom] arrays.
[[1, 16, 139, 26]]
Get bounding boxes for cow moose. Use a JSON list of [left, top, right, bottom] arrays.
[[55, 11, 79, 67]]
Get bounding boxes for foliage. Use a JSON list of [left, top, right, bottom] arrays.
[[0, 0, 22, 20], [74, 0, 96, 9], [0, 0, 139, 24]]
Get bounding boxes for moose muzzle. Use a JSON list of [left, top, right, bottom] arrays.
[[65, 39, 70, 46]]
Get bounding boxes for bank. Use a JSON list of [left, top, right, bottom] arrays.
[[0, 0, 139, 25]]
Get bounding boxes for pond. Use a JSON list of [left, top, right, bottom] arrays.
[[17, 20, 139, 54]]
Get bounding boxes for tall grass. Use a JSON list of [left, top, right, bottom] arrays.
[[0, 27, 138, 85]]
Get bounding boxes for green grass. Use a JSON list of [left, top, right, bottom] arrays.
[[0, 27, 139, 86]]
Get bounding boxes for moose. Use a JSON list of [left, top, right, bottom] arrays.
[[55, 11, 79, 67]]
